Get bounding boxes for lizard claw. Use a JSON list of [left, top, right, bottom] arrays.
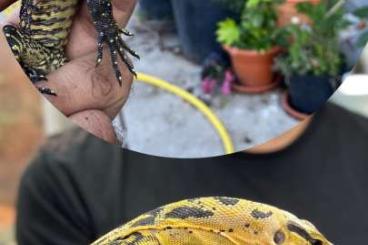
[[37, 87, 57, 96], [120, 28, 134, 37], [95, 27, 139, 84]]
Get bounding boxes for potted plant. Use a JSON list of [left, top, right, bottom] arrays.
[[139, 0, 174, 20], [277, 0, 320, 27], [170, 0, 240, 63], [216, 0, 287, 93], [275, 1, 348, 119]]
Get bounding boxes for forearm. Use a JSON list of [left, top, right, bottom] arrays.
[[69, 110, 118, 144]]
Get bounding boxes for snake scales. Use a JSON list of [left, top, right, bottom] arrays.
[[92, 197, 332, 245]]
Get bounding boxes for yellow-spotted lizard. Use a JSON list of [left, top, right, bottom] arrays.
[[92, 197, 332, 245], [2, 0, 139, 96]]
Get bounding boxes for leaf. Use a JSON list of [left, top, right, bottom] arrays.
[[216, 19, 240, 46]]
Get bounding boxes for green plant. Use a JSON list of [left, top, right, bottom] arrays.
[[274, 1, 348, 79], [216, 0, 286, 52]]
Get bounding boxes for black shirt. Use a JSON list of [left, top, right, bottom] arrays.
[[16, 103, 368, 245]]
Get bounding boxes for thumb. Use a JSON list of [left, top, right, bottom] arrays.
[[111, 0, 138, 27]]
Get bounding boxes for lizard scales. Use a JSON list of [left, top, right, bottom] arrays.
[[3, 0, 138, 95], [92, 197, 332, 245]]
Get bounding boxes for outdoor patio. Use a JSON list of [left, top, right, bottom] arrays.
[[121, 12, 297, 158]]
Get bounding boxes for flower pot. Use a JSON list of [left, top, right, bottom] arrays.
[[139, 0, 173, 20], [277, 0, 320, 27], [224, 46, 281, 92], [286, 74, 335, 115], [171, 0, 237, 63]]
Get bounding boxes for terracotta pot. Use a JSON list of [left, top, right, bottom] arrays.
[[224, 46, 281, 88], [277, 0, 320, 27], [281, 92, 310, 121]]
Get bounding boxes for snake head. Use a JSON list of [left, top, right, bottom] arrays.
[[273, 219, 333, 245]]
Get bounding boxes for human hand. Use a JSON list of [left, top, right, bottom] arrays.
[[1, 0, 138, 143]]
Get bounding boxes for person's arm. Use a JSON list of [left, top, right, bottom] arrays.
[[16, 152, 94, 245]]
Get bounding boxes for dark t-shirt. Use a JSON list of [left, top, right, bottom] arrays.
[[16, 103, 368, 245]]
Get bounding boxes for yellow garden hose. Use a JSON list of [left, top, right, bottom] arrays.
[[136, 73, 235, 154]]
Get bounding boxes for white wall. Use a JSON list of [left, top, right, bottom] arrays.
[[332, 75, 368, 117]]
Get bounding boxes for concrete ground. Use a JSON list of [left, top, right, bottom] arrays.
[[119, 13, 297, 158]]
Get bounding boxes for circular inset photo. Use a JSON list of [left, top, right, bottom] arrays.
[[1, 0, 368, 158]]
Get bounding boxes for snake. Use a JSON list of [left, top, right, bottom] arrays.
[[92, 197, 332, 245], [2, 0, 138, 96]]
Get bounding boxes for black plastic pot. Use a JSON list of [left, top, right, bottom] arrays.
[[288, 74, 335, 114], [139, 0, 173, 20], [171, 0, 237, 63]]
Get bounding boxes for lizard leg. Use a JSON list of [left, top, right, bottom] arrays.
[[22, 66, 57, 96], [3, 25, 57, 96], [86, 0, 139, 85], [23, 66, 47, 83]]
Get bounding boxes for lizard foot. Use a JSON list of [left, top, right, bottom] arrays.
[[24, 67, 57, 96], [23, 67, 47, 83], [87, 0, 139, 85]]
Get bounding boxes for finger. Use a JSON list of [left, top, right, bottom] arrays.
[[38, 49, 133, 119], [0, 0, 17, 12], [69, 110, 118, 144], [111, 0, 138, 27]]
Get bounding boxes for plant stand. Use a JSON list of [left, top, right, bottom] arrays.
[[281, 92, 310, 120], [232, 75, 281, 94]]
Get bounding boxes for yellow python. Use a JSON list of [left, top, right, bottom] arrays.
[[92, 197, 332, 245]]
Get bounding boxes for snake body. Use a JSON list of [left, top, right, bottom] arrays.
[[3, 0, 138, 95], [92, 197, 332, 245]]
